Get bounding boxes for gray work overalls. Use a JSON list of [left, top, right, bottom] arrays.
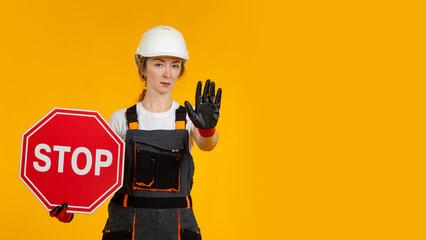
[[102, 105, 202, 240]]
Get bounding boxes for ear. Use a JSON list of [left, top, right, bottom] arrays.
[[138, 62, 147, 79], [142, 68, 147, 79]]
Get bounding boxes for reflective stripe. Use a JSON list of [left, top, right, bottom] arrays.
[[186, 196, 191, 209], [132, 210, 136, 240], [123, 194, 128, 208], [178, 209, 181, 240]]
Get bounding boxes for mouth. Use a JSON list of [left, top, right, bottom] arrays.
[[160, 82, 171, 87]]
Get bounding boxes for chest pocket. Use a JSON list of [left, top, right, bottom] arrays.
[[126, 104, 188, 192], [133, 137, 184, 191]]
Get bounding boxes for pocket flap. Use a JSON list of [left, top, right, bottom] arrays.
[[133, 136, 184, 152]]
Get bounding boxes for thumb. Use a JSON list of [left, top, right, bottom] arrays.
[[184, 101, 197, 123]]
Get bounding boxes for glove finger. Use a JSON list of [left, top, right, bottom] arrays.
[[195, 81, 202, 110], [50, 206, 61, 217], [57, 207, 67, 219], [57, 203, 69, 218], [69, 213, 74, 222], [209, 81, 216, 104], [60, 213, 74, 223], [184, 101, 197, 123], [215, 88, 222, 110], [202, 79, 211, 103]]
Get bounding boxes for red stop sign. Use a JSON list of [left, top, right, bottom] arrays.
[[20, 108, 124, 214]]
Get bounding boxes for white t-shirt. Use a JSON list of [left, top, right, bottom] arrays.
[[108, 101, 195, 151]]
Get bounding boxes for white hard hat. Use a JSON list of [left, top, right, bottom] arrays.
[[135, 25, 189, 66]]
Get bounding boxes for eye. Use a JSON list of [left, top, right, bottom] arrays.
[[155, 63, 163, 67], [172, 64, 180, 69]]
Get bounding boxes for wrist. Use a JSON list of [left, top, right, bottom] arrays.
[[197, 127, 215, 137]]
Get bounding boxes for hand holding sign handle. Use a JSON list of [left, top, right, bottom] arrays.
[[50, 203, 74, 223]]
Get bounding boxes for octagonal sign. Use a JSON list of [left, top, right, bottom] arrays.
[[20, 108, 124, 214]]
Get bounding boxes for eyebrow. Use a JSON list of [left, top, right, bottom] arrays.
[[153, 58, 181, 64]]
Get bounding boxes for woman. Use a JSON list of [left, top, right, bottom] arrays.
[[102, 25, 221, 240], [50, 25, 222, 240]]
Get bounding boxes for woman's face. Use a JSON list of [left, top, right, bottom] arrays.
[[142, 57, 183, 95]]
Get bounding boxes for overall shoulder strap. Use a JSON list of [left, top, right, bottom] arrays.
[[175, 105, 187, 130], [126, 104, 139, 130]]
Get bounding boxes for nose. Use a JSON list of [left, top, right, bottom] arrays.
[[163, 65, 171, 79]]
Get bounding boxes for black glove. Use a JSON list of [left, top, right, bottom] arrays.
[[185, 79, 222, 137], [50, 203, 74, 223]]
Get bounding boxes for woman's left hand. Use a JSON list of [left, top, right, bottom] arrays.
[[185, 79, 222, 132]]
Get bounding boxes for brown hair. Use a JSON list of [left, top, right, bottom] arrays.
[[136, 55, 186, 102]]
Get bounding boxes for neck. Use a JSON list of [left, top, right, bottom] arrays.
[[141, 90, 173, 113]]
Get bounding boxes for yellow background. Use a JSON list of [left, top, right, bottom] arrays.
[[1, 0, 425, 239]]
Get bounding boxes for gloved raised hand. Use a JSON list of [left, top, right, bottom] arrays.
[[50, 203, 74, 223], [185, 79, 222, 137]]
